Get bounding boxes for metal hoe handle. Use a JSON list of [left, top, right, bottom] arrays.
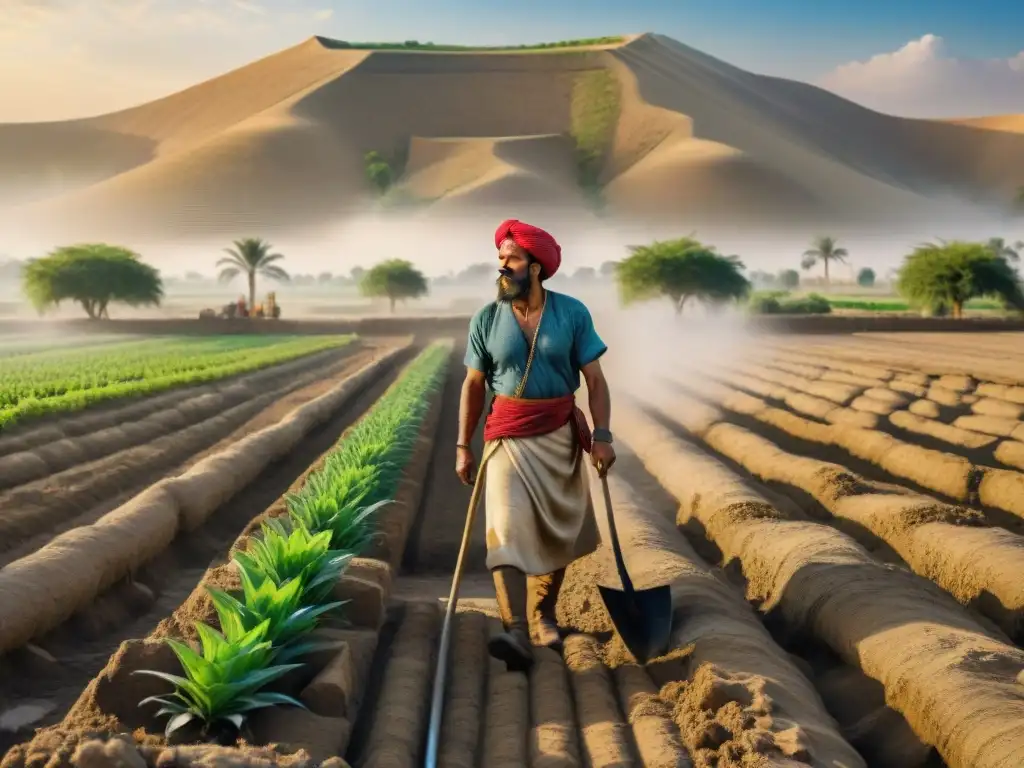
[[423, 453, 489, 768]]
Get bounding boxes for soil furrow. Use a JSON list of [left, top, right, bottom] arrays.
[[0, 348, 375, 563], [0, 344, 359, 487], [0, 348, 411, 750], [649, 384, 1024, 641], [615, 398, 1024, 768]]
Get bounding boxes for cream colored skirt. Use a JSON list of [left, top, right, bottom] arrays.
[[481, 422, 599, 575]]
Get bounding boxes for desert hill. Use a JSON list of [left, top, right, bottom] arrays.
[[2, 32, 1024, 245]]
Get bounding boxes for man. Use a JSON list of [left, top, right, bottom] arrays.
[[456, 218, 616, 673]]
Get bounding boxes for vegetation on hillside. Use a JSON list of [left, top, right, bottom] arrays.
[[21, 244, 163, 319], [216, 238, 290, 312], [570, 69, 621, 205], [359, 259, 429, 313], [316, 36, 624, 52], [615, 237, 750, 316], [364, 151, 393, 195], [895, 240, 1024, 318]]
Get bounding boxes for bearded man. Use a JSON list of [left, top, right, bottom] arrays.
[[455, 218, 616, 673]]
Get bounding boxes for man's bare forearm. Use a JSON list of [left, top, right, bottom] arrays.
[[588, 374, 611, 432], [459, 377, 486, 446]]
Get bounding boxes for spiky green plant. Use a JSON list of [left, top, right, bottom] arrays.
[[208, 576, 343, 663], [135, 619, 304, 738], [234, 518, 351, 605], [136, 342, 452, 743]]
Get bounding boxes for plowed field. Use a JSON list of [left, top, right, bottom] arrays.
[[2, 331, 1023, 768]]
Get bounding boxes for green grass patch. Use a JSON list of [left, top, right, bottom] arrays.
[[136, 342, 451, 741], [316, 36, 624, 52], [570, 69, 621, 206], [823, 297, 1004, 312], [0, 334, 356, 431]]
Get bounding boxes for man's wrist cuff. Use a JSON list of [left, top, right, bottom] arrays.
[[593, 428, 613, 443]]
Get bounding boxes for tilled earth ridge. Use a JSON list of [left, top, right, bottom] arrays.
[[0, 342, 413, 754], [3, 333, 1024, 768]]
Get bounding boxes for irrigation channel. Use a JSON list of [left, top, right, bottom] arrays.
[[2, 331, 1024, 768]]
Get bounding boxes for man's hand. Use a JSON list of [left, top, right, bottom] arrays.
[[456, 445, 476, 486], [591, 440, 616, 477]]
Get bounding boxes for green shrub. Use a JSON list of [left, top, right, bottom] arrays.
[[747, 291, 831, 315]]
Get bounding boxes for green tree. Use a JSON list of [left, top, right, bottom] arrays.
[[986, 237, 1021, 263], [359, 259, 429, 313], [599, 260, 618, 277], [896, 240, 1024, 319], [216, 237, 290, 313], [801, 236, 848, 284], [21, 244, 163, 319], [615, 237, 751, 316], [778, 269, 800, 289], [856, 267, 876, 288], [364, 151, 393, 195]]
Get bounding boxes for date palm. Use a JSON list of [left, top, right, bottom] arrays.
[[801, 236, 848, 285], [217, 238, 289, 313]]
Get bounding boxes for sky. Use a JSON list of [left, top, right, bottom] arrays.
[[2, 0, 1024, 122]]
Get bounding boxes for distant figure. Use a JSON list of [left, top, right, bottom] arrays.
[[237, 295, 247, 317], [456, 218, 616, 673]]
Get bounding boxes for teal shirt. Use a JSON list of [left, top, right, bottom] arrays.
[[464, 291, 607, 399]]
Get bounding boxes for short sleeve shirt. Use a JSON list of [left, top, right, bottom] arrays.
[[464, 290, 607, 399]]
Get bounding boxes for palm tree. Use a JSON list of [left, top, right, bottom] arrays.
[[986, 237, 1021, 263], [801, 236, 848, 285], [216, 238, 290, 313]]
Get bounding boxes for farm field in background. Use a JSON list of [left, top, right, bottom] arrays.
[[0, 330, 1023, 768], [0, 334, 355, 430]]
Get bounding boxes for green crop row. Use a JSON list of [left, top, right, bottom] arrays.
[[135, 342, 450, 742], [0, 335, 355, 431]]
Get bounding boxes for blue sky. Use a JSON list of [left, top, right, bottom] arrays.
[[3, 0, 1023, 121]]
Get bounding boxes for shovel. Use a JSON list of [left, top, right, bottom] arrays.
[[595, 461, 672, 665]]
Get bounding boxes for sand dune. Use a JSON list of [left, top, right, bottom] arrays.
[[3, 33, 1024, 243]]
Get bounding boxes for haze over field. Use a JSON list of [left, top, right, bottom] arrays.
[[0, 29, 1023, 281]]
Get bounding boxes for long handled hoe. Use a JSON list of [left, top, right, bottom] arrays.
[[423, 451, 490, 768]]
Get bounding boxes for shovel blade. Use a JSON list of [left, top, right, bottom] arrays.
[[597, 584, 673, 665]]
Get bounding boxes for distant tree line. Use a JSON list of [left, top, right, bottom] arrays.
[[9, 228, 1024, 320]]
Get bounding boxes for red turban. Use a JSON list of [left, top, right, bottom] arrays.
[[494, 219, 562, 278]]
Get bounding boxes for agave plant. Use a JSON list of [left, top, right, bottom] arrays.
[[287, 465, 393, 552], [209, 568, 345, 662], [135, 619, 304, 739], [234, 518, 351, 605]]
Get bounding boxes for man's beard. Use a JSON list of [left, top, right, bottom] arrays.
[[496, 271, 531, 302]]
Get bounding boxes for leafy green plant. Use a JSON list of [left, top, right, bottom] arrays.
[[234, 518, 350, 604], [135, 619, 304, 739], [208, 576, 343, 663], [138, 343, 451, 742]]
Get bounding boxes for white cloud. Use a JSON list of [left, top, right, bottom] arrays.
[[817, 34, 1024, 118]]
